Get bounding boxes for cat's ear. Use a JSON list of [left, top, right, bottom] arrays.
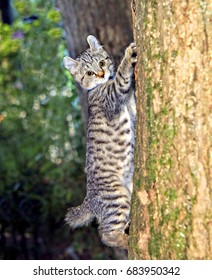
[[87, 35, 102, 51], [63, 56, 78, 73]]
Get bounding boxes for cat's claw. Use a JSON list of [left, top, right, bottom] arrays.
[[124, 220, 131, 235], [125, 42, 137, 64]]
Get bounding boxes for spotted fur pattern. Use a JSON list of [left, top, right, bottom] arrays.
[[63, 35, 136, 248]]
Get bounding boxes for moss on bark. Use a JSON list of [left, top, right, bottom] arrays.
[[129, 0, 212, 260]]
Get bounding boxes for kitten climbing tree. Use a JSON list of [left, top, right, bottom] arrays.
[[58, 0, 211, 259], [130, 0, 211, 259]]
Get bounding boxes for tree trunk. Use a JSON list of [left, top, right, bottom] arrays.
[[130, 0, 212, 259], [57, 0, 133, 127]]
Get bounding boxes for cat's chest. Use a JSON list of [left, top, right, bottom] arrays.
[[86, 104, 134, 183], [87, 104, 134, 153], [114, 105, 132, 139], [89, 104, 132, 136]]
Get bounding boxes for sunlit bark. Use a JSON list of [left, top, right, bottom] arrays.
[[130, 0, 212, 260]]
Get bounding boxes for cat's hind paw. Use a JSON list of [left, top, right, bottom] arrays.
[[101, 231, 129, 249]]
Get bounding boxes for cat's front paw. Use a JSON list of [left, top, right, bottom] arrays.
[[125, 42, 137, 65]]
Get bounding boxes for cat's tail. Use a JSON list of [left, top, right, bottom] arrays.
[[65, 198, 94, 228]]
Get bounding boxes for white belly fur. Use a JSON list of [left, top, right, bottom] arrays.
[[117, 105, 134, 194]]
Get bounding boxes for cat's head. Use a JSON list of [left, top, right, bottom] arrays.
[[63, 35, 114, 90]]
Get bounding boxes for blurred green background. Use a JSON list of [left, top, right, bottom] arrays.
[[0, 0, 122, 259]]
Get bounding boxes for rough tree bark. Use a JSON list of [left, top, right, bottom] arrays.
[[130, 0, 212, 259], [57, 0, 133, 127]]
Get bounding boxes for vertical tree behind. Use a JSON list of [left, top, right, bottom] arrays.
[[57, 0, 133, 126], [130, 0, 211, 259]]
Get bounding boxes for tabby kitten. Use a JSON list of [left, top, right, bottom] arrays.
[[63, 35, 136, 248]]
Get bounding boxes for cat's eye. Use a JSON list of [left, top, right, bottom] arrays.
[[86, 71, 94, 76], [99, 60, 105, 67]]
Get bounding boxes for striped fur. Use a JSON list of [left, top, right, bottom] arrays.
[[64, 35, 136, 248]]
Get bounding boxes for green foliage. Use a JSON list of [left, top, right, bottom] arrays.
[[0, 0, 85, 225], [0, 0, 119, 260]]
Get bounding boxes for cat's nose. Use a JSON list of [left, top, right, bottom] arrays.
[[96, 71, 104, 78]]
